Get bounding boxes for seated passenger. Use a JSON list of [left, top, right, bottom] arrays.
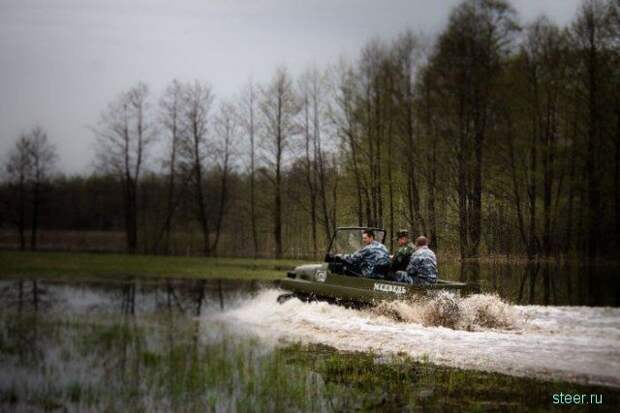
[[395, 235, 438, 285], [341, 229, 390, 279], [390, 229, 413, 272]]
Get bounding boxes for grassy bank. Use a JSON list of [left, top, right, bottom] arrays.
[[0, 250, 310, 280]]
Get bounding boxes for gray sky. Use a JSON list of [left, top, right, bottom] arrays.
[[0, 0, 581, 174]]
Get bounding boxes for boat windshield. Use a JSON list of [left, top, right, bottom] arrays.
[[330, 229, 386, 255]]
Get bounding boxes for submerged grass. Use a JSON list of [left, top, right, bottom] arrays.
[[1, 310, 619, 412], [279, 343, 620, 412], [0, 250, 309, 281]]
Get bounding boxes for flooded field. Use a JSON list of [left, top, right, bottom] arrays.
[[233, 290, 620, 387], [1, 273, 619, 411]]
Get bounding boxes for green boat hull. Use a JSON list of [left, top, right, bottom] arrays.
[[280, 264, 474, 306]]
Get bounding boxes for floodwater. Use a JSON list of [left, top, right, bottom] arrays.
[[1, 262, 620, 412], [231, 290, 620, 387]]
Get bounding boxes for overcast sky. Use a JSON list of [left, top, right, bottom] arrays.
[[0, 0, 582, 174]]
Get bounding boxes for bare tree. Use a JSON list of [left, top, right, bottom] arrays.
[[260, 68, 299, 258], [154, 79, 186, 254], [4, 127, 57, 251], [331, 60, 365, 225], [417, 62, 441, 251], [305, 67, 334, 245], [212, 100, 238, 253], [27, 127, 57, 250], [392, 32, 426, 240], [359, 40, 386, 228], [180, 80, 215, 256], [93, 82, 153, 253], [298, 70, 319, 256], [5, 135, 32, 250], [238, 80, 260, 257]]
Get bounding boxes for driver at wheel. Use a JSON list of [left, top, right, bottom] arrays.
[[340, 229, 390, 279]]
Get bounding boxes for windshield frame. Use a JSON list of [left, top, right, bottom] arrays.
[[326, 227, 386, 256]]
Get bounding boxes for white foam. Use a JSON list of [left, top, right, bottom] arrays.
[[218, 289, 620, 388]]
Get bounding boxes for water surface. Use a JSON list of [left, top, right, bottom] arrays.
[[1, 276, 619, 412]]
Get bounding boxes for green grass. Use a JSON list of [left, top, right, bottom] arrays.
[[0, 250, 310, 281], [278, 344, 620, 412]]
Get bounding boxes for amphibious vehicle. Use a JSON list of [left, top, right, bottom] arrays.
[[278, 227, 474, 307]]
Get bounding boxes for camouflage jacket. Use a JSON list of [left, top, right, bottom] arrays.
[[343, 240, 390, 278], [391, 243, 413, 271], [406, 246, 438, 280]]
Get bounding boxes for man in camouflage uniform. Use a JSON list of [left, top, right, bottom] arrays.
[[390, 229, 414, 272], [341, 229, 390, 279], [395, 235, 438, 285]]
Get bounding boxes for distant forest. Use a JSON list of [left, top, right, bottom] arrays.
[[1, 0, 619, 260]]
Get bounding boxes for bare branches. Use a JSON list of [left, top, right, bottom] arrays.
[[92, 82, 154, 252], [4, 126, 56, 250], [259, 67, 300, 258]]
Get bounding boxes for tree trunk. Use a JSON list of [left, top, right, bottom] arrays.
[[507, 118, 529, 252], [375, 91, 383, 228], [331, 155, 338, 233], [123, 171, 138, 254], [192, 122, 210, 256], [347, 130, 364, 225], [163, 119, 178, 254], [212, 148, 230, 254], [366, 84, 375, 227], [457, 111, 469, 259], [212, 179, 226, 254], [18, 175, 26, 251], [154, 171, 191, 255], [128, 180, 138, 253], [274, 96, 283, 259], [303, 98, 318, 257], [470, 129, 483, 257], [542, 105, 556, 257], [565, 158, 576, 255], [405, 100, 424, 236], [614, 104, 620, 251], [250, 156, 258, 257], [249, 90, 259, 258], [30, 180, 39, 251], [527, 128, 538, 259], [387, 115, 394, 251], [428, 136, 438, 251], [424, 80, 438, 250], [163, 173, 175, 254], [317, 148, 331, 242], [564, 101, 579, 255], [586, 31, 600, 260], [274, 158, 282, 258], [195, 164, 210, 256]]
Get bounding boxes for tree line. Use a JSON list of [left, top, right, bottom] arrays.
[[1, 0, 619, 260]]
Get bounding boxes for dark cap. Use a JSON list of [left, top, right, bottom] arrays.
[[393, 229, 409, 240]]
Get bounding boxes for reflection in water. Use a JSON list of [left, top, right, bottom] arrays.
[[0, 279, 275, 411], [444, 261, 619, 306], [2, 279, 404, 411], [0, 275, 619, 411]]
